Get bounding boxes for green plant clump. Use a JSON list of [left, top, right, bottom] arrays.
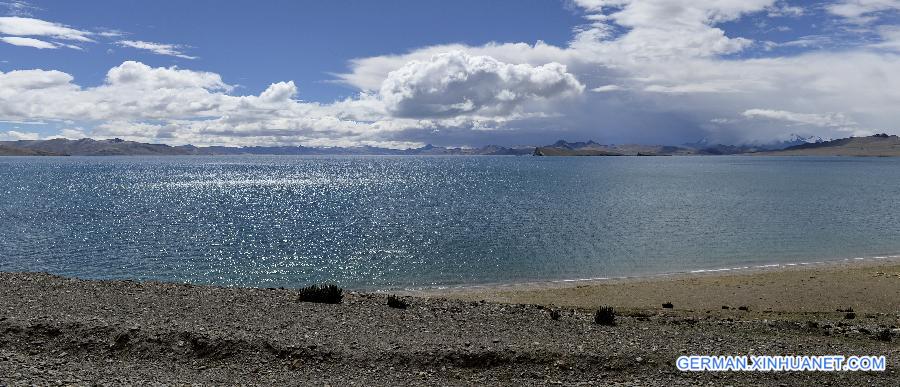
[[297, 284, 343, 304], [387, 295, 408, 309], [594, 306, 616, 326]]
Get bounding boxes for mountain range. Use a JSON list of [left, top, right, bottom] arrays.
[[1, 134, 897, 157], [532, 134, 827, 156], [753, 133, 900, 156], [0, 138, 533, 157]]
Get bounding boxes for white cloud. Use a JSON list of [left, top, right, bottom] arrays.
[[4, 1, 900, 147], [0, 68, 74, 89], [870, 25, 900, 51], [117, 40, 196, 59], [568, 0, 774, 59], [766, 2, 805, 17], [104, 61, 229, 91], [379, 51, 583, 118], [0, 119, 46, 124], [0, 62, 407, 146], [96, 29, 124, 38], [0, 1, 40, 17], [335, 41, 575, 91], [0, 16, 92, 41], [258, 81, 297, 103], [1, 35, 56, 48], [0, 130, 40, 140], [44, 128, 88, 140], [742, 109, 857, 128], [0, 58, 590, 147], [827, 0, 900, 23], [591, 84, 622, 92]]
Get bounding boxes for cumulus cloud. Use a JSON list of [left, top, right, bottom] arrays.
[[335, 41, 576, 91], [379, 51, 583, 118], [104, 61, 229, 91], [0, 62, 227, 122], [0, 68, 74, 89], [4, 1, 900, 147], [568, 0, 773, 58], [258, 81, 298, 103], [0, 57, 590, 147], [0, 62, 412, 146], [117, 40, 197, 59], [320, 0, 900, 145]]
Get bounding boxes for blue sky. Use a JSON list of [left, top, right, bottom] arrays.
[[2, 0, 900, 147], [4, 0, 583, 100]]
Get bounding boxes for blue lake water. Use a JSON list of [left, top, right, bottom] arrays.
[[2, 155, 900, 290]]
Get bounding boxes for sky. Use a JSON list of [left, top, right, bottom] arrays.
[[1, 0, 899, 148]]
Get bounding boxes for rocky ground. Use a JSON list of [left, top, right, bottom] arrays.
[[1, 272, 898, 386]]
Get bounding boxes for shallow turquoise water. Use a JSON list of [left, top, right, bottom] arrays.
[[2, 155, 899, 289]]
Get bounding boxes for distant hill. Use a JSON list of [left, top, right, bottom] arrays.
[[183, 142, 534, 156], [8, 135, 893, 158], [681, 134, 827, 155], [0, 138, 191, 156], [532, 135, 839, 156], [755, 134, 900, 156], [533, 140, 728, 156], [0, 138, 534, 156], [0, 144, 64, 156]]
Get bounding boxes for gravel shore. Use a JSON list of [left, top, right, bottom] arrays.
[[1, 267, 898, 386]]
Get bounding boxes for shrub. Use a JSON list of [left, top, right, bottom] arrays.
[[875, 329, 892, 342], [549, 309, 561, 320], [844, 312, 856, 320], [297, 284, 343, 304], [737, 306, 749, 311], [662, 302, 674, 309], [594, 306, 616, 326], [386, 295, 408, 309]]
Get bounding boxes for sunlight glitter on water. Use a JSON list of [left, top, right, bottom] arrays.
[[2, 155, 900, 290]]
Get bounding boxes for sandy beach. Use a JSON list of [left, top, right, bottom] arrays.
[[419, 257, 900, 314], [1, 259, 899, 386]]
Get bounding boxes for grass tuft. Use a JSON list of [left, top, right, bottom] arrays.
[[386, 295, 408, 309], [297, 284, 343, 304], [594, 306, 616, 326]]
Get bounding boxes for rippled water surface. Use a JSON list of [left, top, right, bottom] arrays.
[[2, 155, 900, 289]]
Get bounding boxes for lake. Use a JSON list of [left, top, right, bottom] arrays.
[[2, 155, 899, 290]]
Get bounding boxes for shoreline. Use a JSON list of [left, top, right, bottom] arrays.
[[402, 252, 900, 293], [415, 255, 900, 315], [1, 263, 898, 385]]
